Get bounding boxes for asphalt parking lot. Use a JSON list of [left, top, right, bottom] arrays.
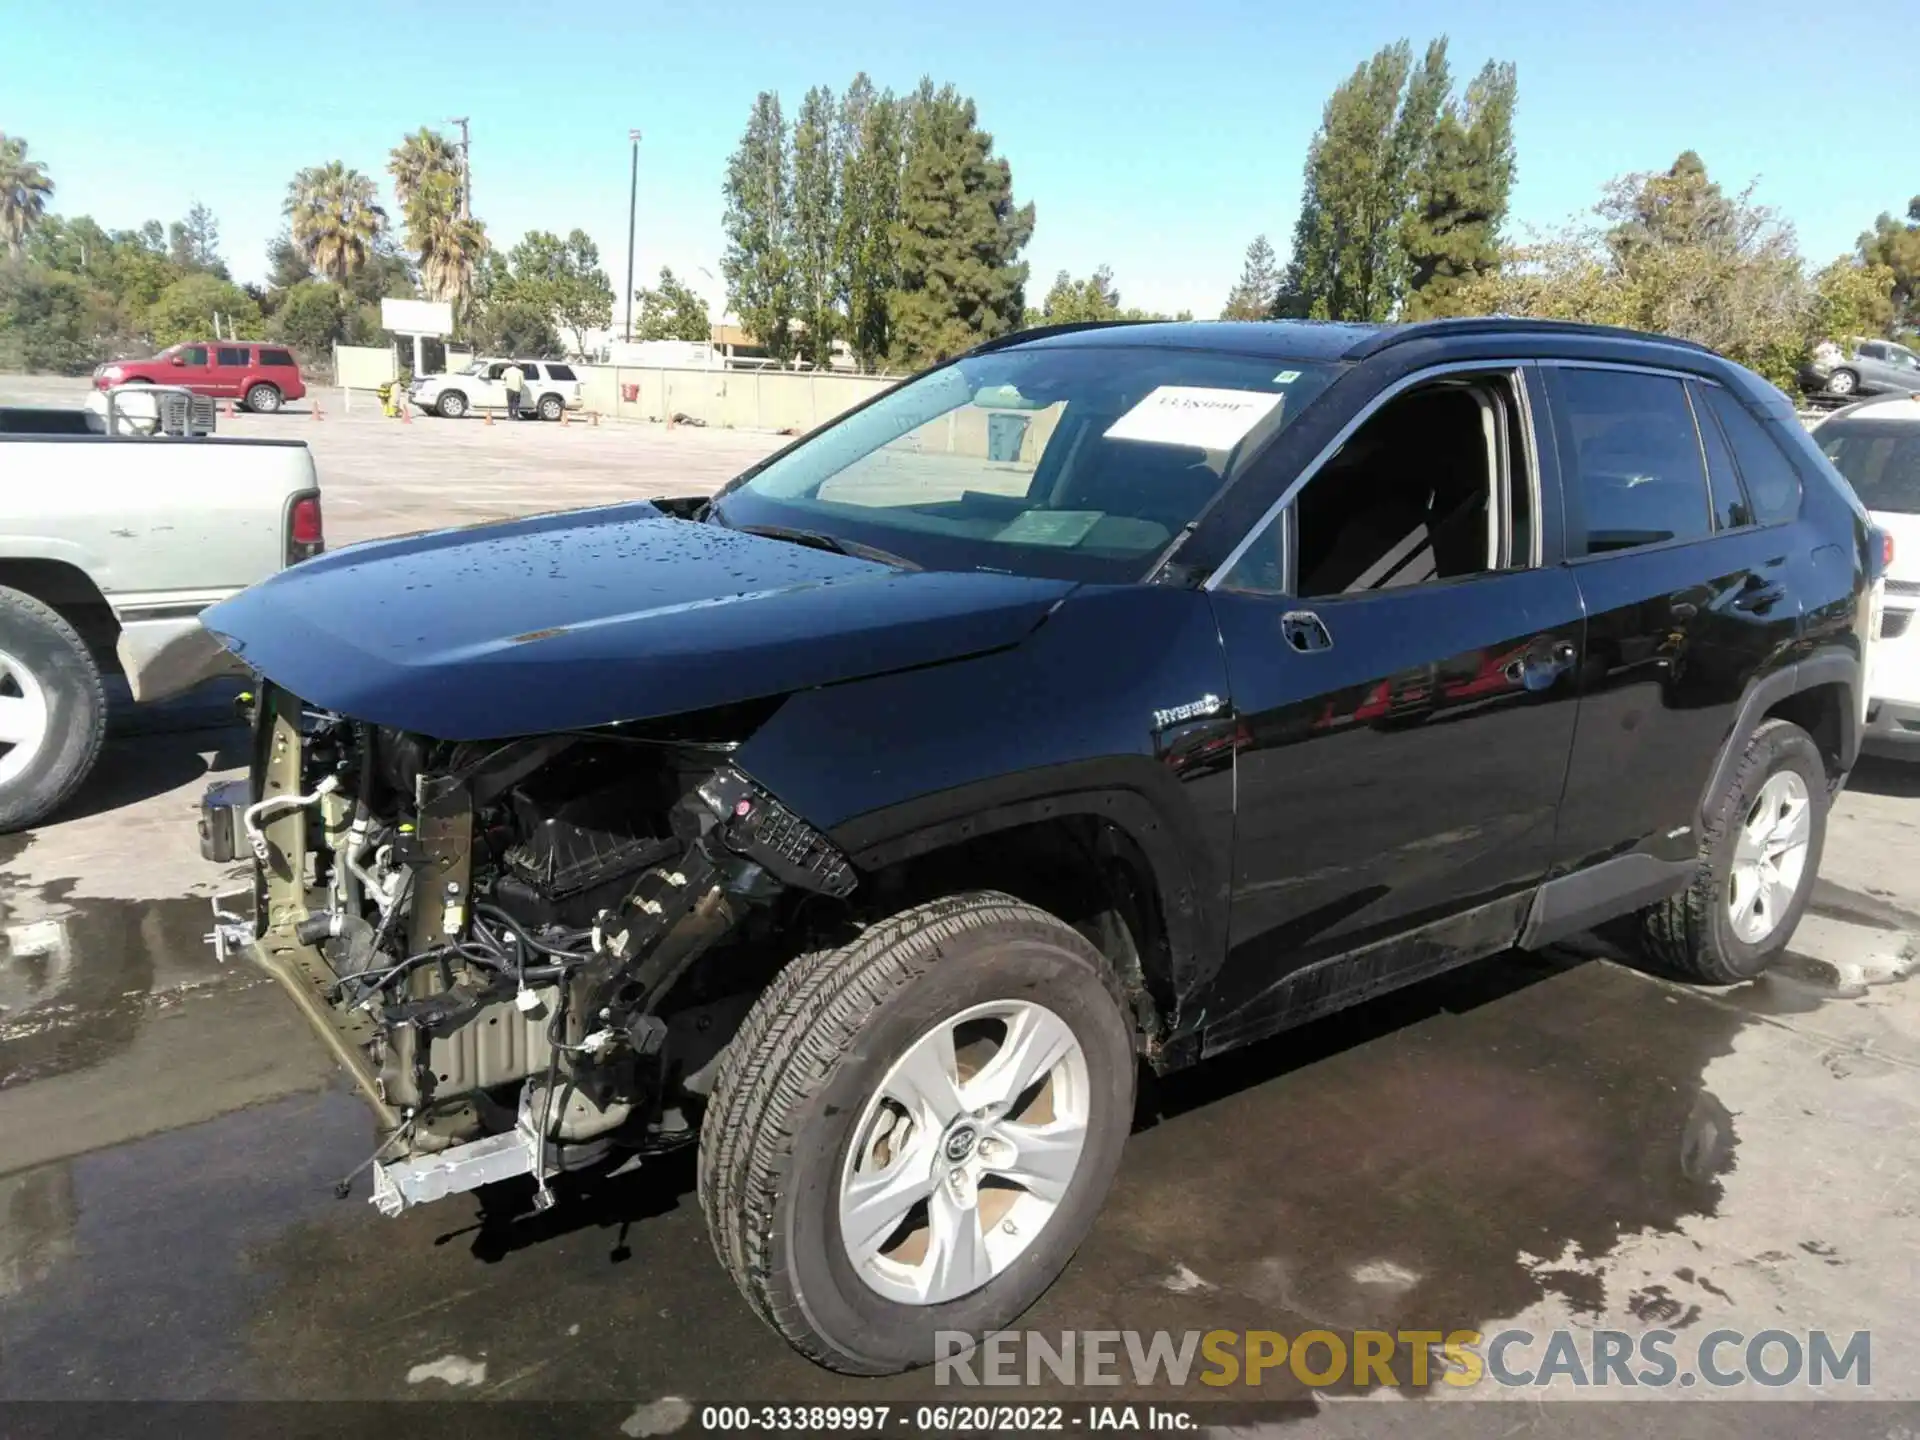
[[2, 376, 1919, 1432]]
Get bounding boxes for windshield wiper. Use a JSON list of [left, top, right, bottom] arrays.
[[728, 522, 921, 571]]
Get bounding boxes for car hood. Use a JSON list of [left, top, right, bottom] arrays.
[[201, 502, 1073, 739]]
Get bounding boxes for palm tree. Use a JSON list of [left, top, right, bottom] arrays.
[[417, 204, 489, 310], [284, 162, 387, 284], [0, 133, 54, 257], [388, 127, 461, 214]]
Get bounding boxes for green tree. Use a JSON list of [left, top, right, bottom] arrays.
[[269, 279, 349, 362], [0, 261, 115, 373], [1038, 266, 1121, 324], [1459, 153, 1813, 388], [1402, 60, 1517, 319], [284, 161, 387, 284], [0, 134, 54, 258], [791, 84, 840, 367], [1220, 234, 1280, 319], [633, 266, 712, 342], [467, 289, 561, 357], [1280, 39, 1449, 322], [265, 229, 312, 291], [888, 81, 1034, 369], [722, 91, 795, 362], [166, 202, 226, 278], [1811, 256, 1896, 343], [489, 228, 611, 354], [1858, 197, 1920, 336], [835, 75, 903, 371], [388, 127, 463, 215], [147, 273, 263, 346], [408, 170, 489, 311]]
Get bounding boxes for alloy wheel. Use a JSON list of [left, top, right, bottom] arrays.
[[838, 1000, 1090, 1306], [1727, 769, 1812, 944]]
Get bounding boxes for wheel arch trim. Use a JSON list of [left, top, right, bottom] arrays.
[[1697, 648, 1859, 829]]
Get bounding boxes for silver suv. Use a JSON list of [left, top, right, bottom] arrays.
[[1802, 337, 1920, 401], [408, 358, 585, 421]]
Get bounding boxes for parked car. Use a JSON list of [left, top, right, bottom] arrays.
[[1816, 395, 1920, 755], [0, 390, 322, 830], [1800, 336, 1920, 400], [93, 342, 308, 413], [406, 358, 584, 420], [197, 317, 1882, 1375]]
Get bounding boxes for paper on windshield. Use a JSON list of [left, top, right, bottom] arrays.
[[1104, 386, 1283, 452]]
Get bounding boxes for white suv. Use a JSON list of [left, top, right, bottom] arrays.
[[408, 359, 585, 421], [1817, 395, 1920, 756]]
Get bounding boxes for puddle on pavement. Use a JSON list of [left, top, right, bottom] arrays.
[[0, 1085, 375, 1399], [0, 875, 225, 1090]]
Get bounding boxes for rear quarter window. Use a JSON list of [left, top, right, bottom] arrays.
[[259, 348, 297, 368], [1701, 386, 1802, 524], [544, 363, 577, 381], [1547, 365, 1713, 555]]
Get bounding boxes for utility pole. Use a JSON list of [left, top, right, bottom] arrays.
[[448, 116, 471, 219], [625, 129, 642, 343]]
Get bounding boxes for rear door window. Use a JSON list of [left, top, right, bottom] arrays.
[[216, 346, 251, 367], [1700, 387, 1802, 524], [1547, 366, 1712, 554]]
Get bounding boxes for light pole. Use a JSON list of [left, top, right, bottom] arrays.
[[624, 129, 642, 343], [448, 116, 471, 219]]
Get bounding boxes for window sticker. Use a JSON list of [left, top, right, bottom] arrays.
[[1104, 386, 1283, 451], [1274, 370, 1302, 383], [996, 509, 1104, 547]]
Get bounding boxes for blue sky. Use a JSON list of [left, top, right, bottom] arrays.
[[6, 0, 1915, 320]]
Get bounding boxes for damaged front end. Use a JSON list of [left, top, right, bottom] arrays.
[[203, 684, 855, 1215]]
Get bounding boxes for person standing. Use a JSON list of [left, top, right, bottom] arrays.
[[502, 361, 526, 421]]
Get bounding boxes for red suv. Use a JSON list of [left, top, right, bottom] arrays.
[[94, 342, 308, 413]]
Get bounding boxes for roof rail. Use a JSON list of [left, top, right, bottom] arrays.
[[1346, 316, 1717, 358], [961, 319, 1159, 358]]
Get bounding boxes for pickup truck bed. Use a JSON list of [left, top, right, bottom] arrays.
[[0, 399, 322, 830]]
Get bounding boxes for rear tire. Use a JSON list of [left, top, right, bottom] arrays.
[[699, 892, 1136, 1374], [0, 586, 107, 833], [1638, 719, 1826, 983], [537, 394, 564, 422], [1826, 368, 1859, 397], [243, 383, 282, 413], [437, 390, 468, 419]]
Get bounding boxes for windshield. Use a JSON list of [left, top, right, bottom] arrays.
[[712, 345, 1338, 582], [1819, 420, 1920, 514]]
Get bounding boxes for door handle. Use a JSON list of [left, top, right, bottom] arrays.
[[1515, 637, 1578, 691], [1281, 610, 1333, 653]]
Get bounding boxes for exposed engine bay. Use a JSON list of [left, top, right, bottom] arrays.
[[207, 684, 856, 1215]]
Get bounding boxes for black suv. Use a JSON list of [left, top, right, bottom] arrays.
[[200, 318, 1882, 1374]]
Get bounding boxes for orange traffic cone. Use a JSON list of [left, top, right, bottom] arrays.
[[312, 399, 324, 422], [221, 400, 236, 419], [483, 406, 493, 427], [560, 406, 570, 427], [590, 410, 600, 427]]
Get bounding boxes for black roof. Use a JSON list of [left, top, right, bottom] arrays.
[[979, 316, 1715, 363]]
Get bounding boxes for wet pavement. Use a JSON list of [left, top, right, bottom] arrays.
[[3, 742, 1917, 1423]]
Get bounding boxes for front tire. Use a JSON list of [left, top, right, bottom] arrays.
[[243, 383, 282, 413], [1638, 718, 1826, 983], [0, 586, 107, 833], [699, 893, 1136, 1374], [1826, 368, 1859, 397], [437, 390, 468, 419]]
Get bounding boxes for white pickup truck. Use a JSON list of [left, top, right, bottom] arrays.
[[0, 389, 324, 830]]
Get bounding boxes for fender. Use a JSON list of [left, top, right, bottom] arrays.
[[1697, 646, 1860, 827], [828, 757, 1230, 1031]]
